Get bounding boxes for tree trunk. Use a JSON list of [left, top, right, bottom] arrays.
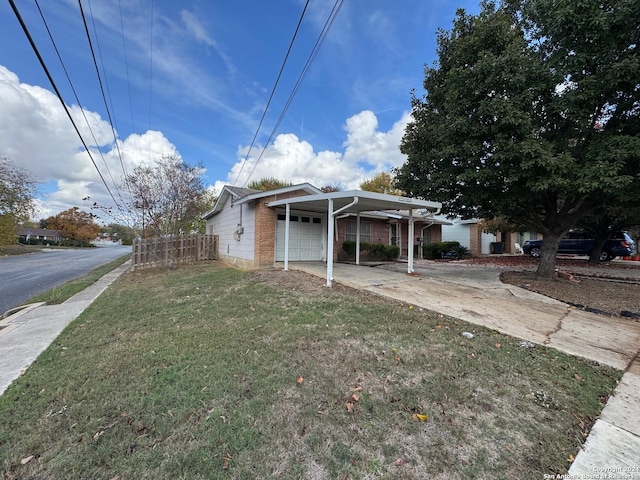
[[588, 238, 607, 264], [536, 232, 562, 279]]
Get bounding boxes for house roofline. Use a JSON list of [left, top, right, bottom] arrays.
[[202, 183, 323, 220]]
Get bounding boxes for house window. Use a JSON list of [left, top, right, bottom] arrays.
[[345, 220, 371, 243], [389, 223, 399, 246]]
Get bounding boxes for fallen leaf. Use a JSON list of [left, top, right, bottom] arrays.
[[346, 401, 354, 413], [296, 376, 304, 385], [395, 458, 406, 466], [222, 452, 232, 470], [495, 343, 502, 348], [574, 373, 582, 381], [395, 354, 401, 363], [568, 454, 574, 462], [352, 393, 359, 402], [411, 413, 429, 422], [20, 456, 34, 465], [93, 430, 104, 440], [352, 386, 363, 392]]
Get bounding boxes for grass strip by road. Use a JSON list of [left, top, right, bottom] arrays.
[[24, 254, 130, 305], [0, 262, 621, 479]]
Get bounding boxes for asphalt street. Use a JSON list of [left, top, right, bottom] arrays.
[[0, 244, 131, 314]]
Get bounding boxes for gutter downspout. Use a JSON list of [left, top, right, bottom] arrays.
[[420, 222, 434, 259], [326, 197, 359, 287], [418, 208, 441, 261]]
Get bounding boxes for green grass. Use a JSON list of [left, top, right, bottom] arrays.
[[0, 262, 621, 479], [0, 244, 63, 256], [23, 254, 130, 305]]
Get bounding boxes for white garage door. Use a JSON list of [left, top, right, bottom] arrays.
[[276, 213, 324, 261]]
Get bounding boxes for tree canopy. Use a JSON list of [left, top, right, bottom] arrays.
[[396, 0, 640, 278], [247, 177, 293, 191], [359, 172, 404, 196], [124, 155, 208, 237], [45, 207, 101, 246], [0, 157, 38, 243]]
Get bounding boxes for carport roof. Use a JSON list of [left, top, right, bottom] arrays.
[[266, 189, 441, 215]]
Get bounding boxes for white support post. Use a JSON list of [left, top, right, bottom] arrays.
[[355, 213, 361, 265], [284, 203, 290, 271], [326, 199, 334, 286], [408, 209, 414, 274]]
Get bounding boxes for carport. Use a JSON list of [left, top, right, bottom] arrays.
[[267, 190, 441, 286]]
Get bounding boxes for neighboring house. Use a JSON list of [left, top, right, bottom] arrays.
[[203, 184, 443, 283], [17, 227, 63, 245], [439, 217, 540, 255]]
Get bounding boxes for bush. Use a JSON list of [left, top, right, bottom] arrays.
[[423, 241, 462, 260], [342, 241, 400, 261]]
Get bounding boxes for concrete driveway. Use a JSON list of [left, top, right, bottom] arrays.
[[292, 260, 640, 371], [290, 259, 640, 473]]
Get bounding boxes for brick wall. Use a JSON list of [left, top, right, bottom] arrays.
[[254, 189, 315, 267]]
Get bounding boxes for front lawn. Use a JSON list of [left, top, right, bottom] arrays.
[[0, 262, 620, 479]]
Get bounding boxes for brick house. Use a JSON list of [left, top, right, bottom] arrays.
[[17, 227, 63, 245], [204, 184, 444, 283]]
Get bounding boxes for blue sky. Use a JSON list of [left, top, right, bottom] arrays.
[[0, 0, 481, 221]]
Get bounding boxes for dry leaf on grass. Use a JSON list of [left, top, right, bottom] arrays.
[[296, 376, 304, 385], [222, 452, 232, 470], [20, 455, 34, 465], [411, 413, 429, 422]]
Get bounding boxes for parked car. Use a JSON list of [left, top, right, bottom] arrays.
[[523, 231, 635, 261]]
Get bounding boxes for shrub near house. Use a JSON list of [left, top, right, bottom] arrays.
[[342, 240, 400, 261]]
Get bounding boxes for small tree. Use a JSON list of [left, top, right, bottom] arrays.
[[46, 207, 101, 246], [360, 172, 404, 196], [104, 223, 136, 245], [124, 155, 208, 237], [0, 157, 38, 243]]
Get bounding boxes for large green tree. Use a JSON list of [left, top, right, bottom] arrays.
[[396, 0, 640, 278], [0, 157, 38, 243]]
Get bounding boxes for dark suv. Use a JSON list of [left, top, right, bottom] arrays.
[[523, 231, 635, 261]]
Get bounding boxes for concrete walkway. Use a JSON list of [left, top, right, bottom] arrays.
[[289, 260, 640, 474], [0, 261, 131, 395]]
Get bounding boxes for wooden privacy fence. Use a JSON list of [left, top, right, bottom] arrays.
[[132, 234, 218, 270]]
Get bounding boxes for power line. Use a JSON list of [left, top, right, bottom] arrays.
[[34, 0, 124, 210], [232, 0, 311, 186], [242, 0, 345, 186], [8, 0, 122, 210], [84, 1, 131, 184]]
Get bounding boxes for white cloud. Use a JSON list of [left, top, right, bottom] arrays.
[[224, 110, 411, 190], [1, 65, 414, 220], [0, 66, 179, 220], [343, 110, 411, 170]]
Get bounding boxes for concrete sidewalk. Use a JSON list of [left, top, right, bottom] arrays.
[[290, 261, 640, 474], [0, 261, 131, 396]]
